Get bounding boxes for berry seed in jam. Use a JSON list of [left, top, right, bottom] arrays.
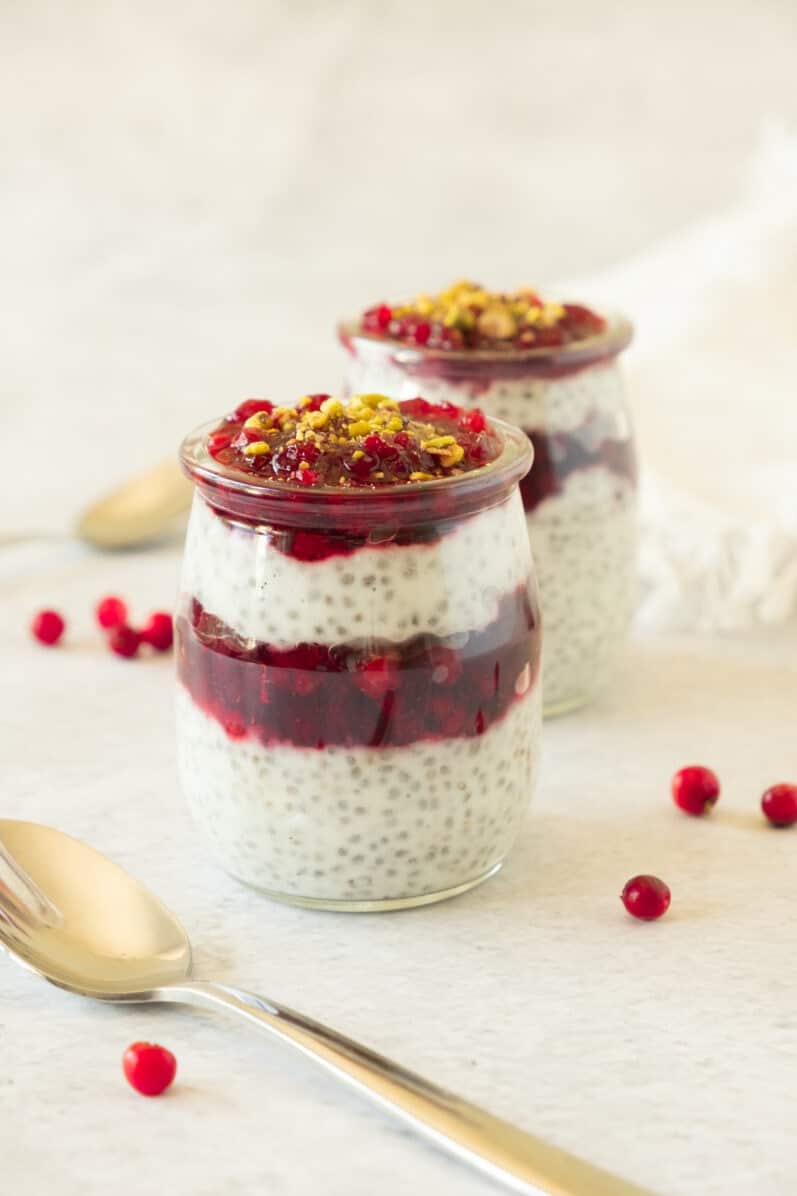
[[206, 393, 499, 488], [355, 280, 606, 353]]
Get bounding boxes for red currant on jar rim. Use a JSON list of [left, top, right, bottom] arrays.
[[671, 766, 720, 816]]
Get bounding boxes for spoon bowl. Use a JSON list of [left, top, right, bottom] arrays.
[[0, 820, 190, 996], [75, 458, 191, 549]]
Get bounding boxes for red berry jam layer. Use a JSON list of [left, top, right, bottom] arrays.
[[177, 583, 539, 751], [206, 394, 499, 488], [357, 280, 606, 353], [520, 424, 638, 513]]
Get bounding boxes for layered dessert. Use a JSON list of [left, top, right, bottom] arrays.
[[340, 281, 637, 713], [177, 393, 541, 910]]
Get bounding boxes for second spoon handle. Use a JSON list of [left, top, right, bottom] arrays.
[[164, 979, 655, 1196]]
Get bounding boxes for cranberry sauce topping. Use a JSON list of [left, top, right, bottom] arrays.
[[521, 424, 638, 513], [206, 394, 499, 489], [358, 280, 606, 353], [177, 584, 539, 750]]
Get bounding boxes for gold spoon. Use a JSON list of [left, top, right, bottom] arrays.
[[0, 819, 656, 1196], [75, 457, 192, 549]]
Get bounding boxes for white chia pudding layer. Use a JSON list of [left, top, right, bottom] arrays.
[[183, 490, 531, 647], [177, 683, 541, 905], [529, 469, 637, 711], [343, 349, 637, 711], [344, 348, 627, 436]]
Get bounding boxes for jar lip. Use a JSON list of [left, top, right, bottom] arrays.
[[338, 310, 633, 370], [180, 414, 533, 526]]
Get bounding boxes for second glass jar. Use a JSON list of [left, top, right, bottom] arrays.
[[339, 319, 637, 714]]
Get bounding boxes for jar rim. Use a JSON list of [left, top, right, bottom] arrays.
[[180, 413, 533, 528], [338, 310, 633, 375]]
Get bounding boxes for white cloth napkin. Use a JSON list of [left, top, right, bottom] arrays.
[[570, 124, 797, 632]]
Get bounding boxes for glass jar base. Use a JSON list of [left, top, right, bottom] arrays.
[[223, 860, 504, 913]]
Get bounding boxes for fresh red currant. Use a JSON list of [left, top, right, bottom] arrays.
[[459, 408, 487, 434], [31, 609, 65, 646], [108, 625, 141, 659], [233, 398, 273, 422], [621, 875, 671, 921], [761, 783, 797, 828], [294, 467, 319, 487], [96, 595, 128, 630], [122, 1042, 177, 1097], [671, 765, 720, 816], [362, 304, 392, 333], [140, 612, 174, 652], [207, 431, 232, 457]]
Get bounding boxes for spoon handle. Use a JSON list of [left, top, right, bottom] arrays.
[[166, 980, 654, 1196]]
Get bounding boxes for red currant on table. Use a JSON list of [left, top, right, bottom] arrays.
[[761, 783, 797, 828], [122, 1042, 177, 1096], [140, 611, 174, 652], [671, 765, 720, 816], [31, 609, 65, 646], [96, 595, 128, 630], [621, 875, 671, 921], [108, 625, 141, 659]]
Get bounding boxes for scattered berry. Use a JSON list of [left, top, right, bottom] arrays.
[[671, 765, 720, 816], [108, 625, 141, 659], [140, 611, 174, 652], [96, 595, 128, 630], [621, 875, 671, 921], [122, 1042, 177, 1097], [761, 783, 797, 828], [31, 609, 65, 646]]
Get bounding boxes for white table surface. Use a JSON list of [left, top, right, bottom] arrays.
[[2, 537, 796, 1196]]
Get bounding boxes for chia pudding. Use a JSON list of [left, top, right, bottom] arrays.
[[177, 393, 541, 910], [339, 281, 637, 714]]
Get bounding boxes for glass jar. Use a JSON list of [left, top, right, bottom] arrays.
[[176, 415, 541, 911], [339, 317, 636, 715]]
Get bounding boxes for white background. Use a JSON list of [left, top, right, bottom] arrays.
[[2, 6, 797, 1196], [2, 0, 797, 531]]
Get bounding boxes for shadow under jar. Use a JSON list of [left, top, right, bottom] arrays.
[[177, 403, 541, 911], [339, 309, 637, 716]]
